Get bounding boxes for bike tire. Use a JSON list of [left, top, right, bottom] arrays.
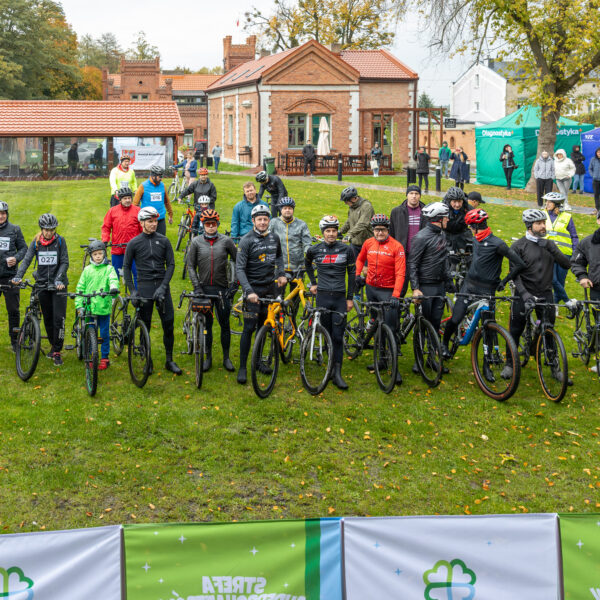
[[280, 315, 295, 364], [84, 325, 98, 397], [299, 323, 333, 395], [182, 240, 189, 280], [16, 314, 41, 381], [251, 325, 279, 398], [175, 214, 189, 251], [594, 328, 600, 380], [536, 327, 568, 402], [471, 322, 520, 401], [128, 317, 151, 388], [343, 300, 365, 359], [168, 182, 177, 200], [573, 309, 590, 365], [194, 317, 205, 390], [230, 294, 244, 336], [413, 316, 443, 387], [110, 296, 128, 356], [75, 318, 84, 361], [373, 323, 397, 394]]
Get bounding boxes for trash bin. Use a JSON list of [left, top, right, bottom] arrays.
[[264, 157, 276, 175], [206, 156, 213, 167]]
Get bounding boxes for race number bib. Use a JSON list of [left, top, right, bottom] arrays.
[[0, 237, 9, 251], [38, 251, 58, 265], [150, 192, 162, 203]]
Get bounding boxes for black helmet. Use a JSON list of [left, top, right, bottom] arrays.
[[444, 186, 467, 203], [340, 186, 358, 202], [88, 239, 106, 254], [370, 213, 390, 228], [255, 171, 268, 183], [39, 213, 58, 229], [117, 185, 133, 199], [279, 197, 295, 208], [150, 165, 164, 176]]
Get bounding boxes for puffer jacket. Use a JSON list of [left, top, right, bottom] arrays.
[[101, 204, 142, 255], [571, 148, 586, 175], [269, 216, 312, 272], [0, 220, 27, 279], [554, 150, 576, 180], [75, 261, 119, 315], [339, 196, 374, 246], [533, 156, 555, 179]]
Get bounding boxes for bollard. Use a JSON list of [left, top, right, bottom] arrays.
[[465, 161, 471, 184], [435, 166, 442, 192], [199, 155, 204, 168], [406, 167, 416, 189], [337, 153, 343, 181]]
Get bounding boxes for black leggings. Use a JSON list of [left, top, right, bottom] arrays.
[[536, 178, 553, 207], [594, 180, 600, 212], [454, 180, 464, 190], [419, 283, 446, 332], [137, 281, 175, 360], [365, 285, 397, 333], [38, 288, 67, 353], [156, 219, 167, 236], [503, 167, 514, 189], [239, 283, 276, 367], [418, 173, 429, 191], [202, 284, 231, 355], [0, 277, 20, 344], [509, 291, 554, 349], [316, 291, 347, 365]]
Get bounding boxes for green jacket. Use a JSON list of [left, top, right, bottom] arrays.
[[340, 196, 374, 246], [75, 261, 119, 315]]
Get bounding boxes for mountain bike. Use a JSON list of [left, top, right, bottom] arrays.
[[168, 168, 185, 201], [299, 304, 335, 395], [175, 199, 196, 252], [571, 288, 600, 380]]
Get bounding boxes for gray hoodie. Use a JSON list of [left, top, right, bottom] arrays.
[[269, 216, 312, 272], [533, 155, 555, 179]]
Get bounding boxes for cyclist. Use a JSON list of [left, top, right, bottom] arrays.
[[75, 240, 119, 371], [542, 191, 579, 310], [101, 184, 141, 288], [109, 155, 137, 207], [186, 209, 238, 373], [339, 186, 375, 261], [355, 213, 405, 385], [12, 213, 69, 366], [177, 167, 217, 209], [441, 208, 526, 359], [231, 182, 269, 242], [190, 195, 212, 236], [0, 201, 27, 351], [466, 191, 486, 210], [305, 215, 356, 390], [123, 206, 181, 375], [256, 170, 288, 218], [235, 204, 287, 384], [443, 186, 473, 253], [502, 208, 572, 381], [133, 166, 174, 236]]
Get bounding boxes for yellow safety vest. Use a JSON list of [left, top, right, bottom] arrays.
[[544, 210, 574, 256]]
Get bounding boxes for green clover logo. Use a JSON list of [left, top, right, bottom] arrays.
[[423, 558, 476, 600], [0, 566, 34, 599]]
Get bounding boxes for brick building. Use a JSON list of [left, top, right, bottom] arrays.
[[206, 39, 419, 168]]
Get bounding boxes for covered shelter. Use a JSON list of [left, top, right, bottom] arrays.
[[581, 127, 600, 193], [0, 100, 184, 180], [475, 106, 593, 188]]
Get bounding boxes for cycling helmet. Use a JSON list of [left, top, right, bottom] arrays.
[[150, 165, 164, 176], [200, 209, 220, 223], [464, 208, 488, 225], [251, 204, 271, 219], [38, 213, 58, 229], [422, 202, 450, 220], [371, 213, 390, 228], [319, 215, 340, 232], [88, 239, 106, 254], [198, 167, 209, 176], [255, 171, 268, 183], [117, 185, 133, 199], [138, 206, 160, 222], [543, 191, 565, 205], [0, 201, 8, 212], [279, 197, 296, 208], [522, 208, 546, 227], [444, 186, 466, 202], [197, 195, 211, 206], [340, 186, 358, 202]]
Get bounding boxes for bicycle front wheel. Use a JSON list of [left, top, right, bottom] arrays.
[[251, 325, 279, 398], [128, 317, 151, 388], [573, 308, 590, 364], [373, 323, 397, 393], [280, 315, 296, 364], [175, 214, 190, 251], [230, 294, 244, 336], [194, 317, 205, 389], [16, 314, 41, 381], [413, 316, 443, 387], [110, 296, 128, 356], [536, 327, 568, 402], [471, 322, 520, 401], [343, 301, 365, 359], [84, 326, 98, 397], [300, 323, 333, 395]]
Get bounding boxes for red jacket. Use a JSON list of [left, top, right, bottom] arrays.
[[356, 236, 406, 297], [101, 204, 142, 255]]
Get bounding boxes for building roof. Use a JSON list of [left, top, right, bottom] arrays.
[[0, 101, 184, 136], [107, 73, 220, 92], [339, 49, 418, 80]]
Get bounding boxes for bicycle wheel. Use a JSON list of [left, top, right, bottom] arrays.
[[230, 294, 244, 336], [280, 314, 295, 364], [84, 326, 98, 397], [75, 318, 84, 361], [593, 329, 600, 380], [193, 316, 205, 389], [182, 239, 190, 279], [343, 301, 365, 359], [175, 214, 190, 251], [373, 323, 397, 393], [110, 297, 128, 356], [128, 317, 151, 388], [16, 314, 41, 381], [300, 323, 333, 395], [536, 327, 568, 402], [251, 325, 279, 398], [168, 181, 177, 200], [413, 316, 443, 387], [573, 309, 590, 365], [471, 322, 520, 401]]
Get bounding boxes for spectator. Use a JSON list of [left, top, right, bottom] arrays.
[[499, 144, 517, 190], [211, 142, 222, 173], [414, 146, 431, 192], [570, 144, 586, 195], [67, 143, 79, 175], [93, 144, 104, 171], [533, 150, 555, 207], [230, 182, 269, 242], [370, 141, 383, 178], [449, 147, 469, 190], [438, 141, 451, 178], [302, 138, 316, 176], [553, 149, 576, 210], [589, 147, 600, 213]]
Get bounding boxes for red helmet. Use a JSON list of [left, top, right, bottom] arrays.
[[199, 167, 209, 176], [465, 208, 488, 225], [200, 209, 220, 223]]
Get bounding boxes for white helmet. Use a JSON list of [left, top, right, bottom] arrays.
[[251, 204, 270, 219], [542, 191, 565, 205], [422, 202, 449, 220], [522, 208, 546, 227], [138, 206, 160, 222], [319, 215, 340, 232], [197, 195, 211, 205]]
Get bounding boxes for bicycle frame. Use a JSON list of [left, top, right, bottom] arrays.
[[457, 300, 490, 346]]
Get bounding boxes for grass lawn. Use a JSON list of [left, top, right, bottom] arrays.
[[0, 174, 598, 535]]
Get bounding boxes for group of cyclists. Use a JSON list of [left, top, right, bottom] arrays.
[[1, 159, 599, 394]]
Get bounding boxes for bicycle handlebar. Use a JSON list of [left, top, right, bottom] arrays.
[[178, 290, 224, 309]]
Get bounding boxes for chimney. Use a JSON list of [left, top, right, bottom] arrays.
[[223, 34, 257, 73], [260, 48, 270, 58], [327, 43, 342, 54]]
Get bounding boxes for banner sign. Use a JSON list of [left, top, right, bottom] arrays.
[[119, 145, 166, 169], [560, 513, 600, 599], [124, 519, 342, 600], [343, 514, 561, 599], [0, 525, 122, 599]]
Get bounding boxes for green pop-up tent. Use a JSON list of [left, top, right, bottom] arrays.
[[475, 107, 594, 188]]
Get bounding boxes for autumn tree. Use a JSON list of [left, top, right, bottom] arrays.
[[79, 33, 123, 72], [127, 31, 160, 61]]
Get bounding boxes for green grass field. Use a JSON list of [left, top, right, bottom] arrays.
[[0, 174, 598, 534]]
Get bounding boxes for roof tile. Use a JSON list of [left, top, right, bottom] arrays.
[[339, 50, 418, 80]]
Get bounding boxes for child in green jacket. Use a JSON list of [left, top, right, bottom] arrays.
[[75, 240, 119, 370]]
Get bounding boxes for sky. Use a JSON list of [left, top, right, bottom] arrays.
[[57, 0, 470, 105]]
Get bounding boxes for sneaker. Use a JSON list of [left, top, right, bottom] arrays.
[[441, 344, 452, 360], [563, 203, 571, 211], [98, 358, 110, 370], [591, 365, 598, 373], [501, 364, 513, 380], [47, 351, 56, 360], [257, 360, 273, 375], [53, 352, 63, 366]]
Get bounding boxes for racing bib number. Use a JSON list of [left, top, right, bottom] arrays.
[[38, 251, 58, 265], [150, 192, 163, 203], [0, 237, 9, 251]]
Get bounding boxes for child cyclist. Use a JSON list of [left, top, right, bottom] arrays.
[[75, 240, 119, 370]]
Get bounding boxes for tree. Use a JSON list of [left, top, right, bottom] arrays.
[[402, 0, 600, 188], [418, 91, 435, 117], [127, 31, 160, 61]]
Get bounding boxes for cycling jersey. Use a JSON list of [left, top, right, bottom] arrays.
[[305, 241, 355, 300], [187, 233, 237, 290], [16, 234, 69, 287], [122, 231, 175, 289], [356, 235, 406, 297], [571, 229, 600, 286], [133, 180, 173, 221], [178, 179, 217, 208], [236, 229, 285, 295], [0, 220, 27, 279], [109, 165, 137, 194], [101, 204, 142, 255], [257, 175, 287, 202], [408, 224, 451, 290]]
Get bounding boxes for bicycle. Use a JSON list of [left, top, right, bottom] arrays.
[[178, 290, 223, 389], [168, 168, 185, 201], [513, 297, 569, 402], [571, 288, 600, 379], [175, 199, 196, 252], [441, 294, 520, 401]]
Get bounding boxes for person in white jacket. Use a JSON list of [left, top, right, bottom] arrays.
[[553, 149, 576, 210]]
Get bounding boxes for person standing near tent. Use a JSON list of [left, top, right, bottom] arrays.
[[499, 144, 517, 190], [553, 149, 576, 210], [533, 151, 555, 207], [439, 141, 451, 178], [570, 145, 586, 195], [590, 148, 600, 213]]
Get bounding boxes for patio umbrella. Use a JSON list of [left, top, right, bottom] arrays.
[[317, 117, 330, 155]]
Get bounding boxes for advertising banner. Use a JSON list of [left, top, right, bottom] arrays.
[[119, 145, 166, 169], [343, 514, 561, 599], [560, 513, 600, 599], [124, 518, 342, 600], [0, 525, 122, 599]]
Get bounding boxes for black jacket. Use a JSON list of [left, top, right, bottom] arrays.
[[178, 179, 217, 208], [500, 151, 516, 169], [258, 175, 288, 201], [389, 199, 427, 254], [305, 240, 356, 299], [16, 234, 69, 287], [302, 144, 315, 161], [123, 231, 175, 289], [571, 149, 586, 175], [0, 220, 27, 279], [187, 233, 237, 290], [571, 230, 600, 286], [408, 224, 451, 289], [444, 198, 473, 251], [236, 229, 285, 295], [414, 151, 430, 174]]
